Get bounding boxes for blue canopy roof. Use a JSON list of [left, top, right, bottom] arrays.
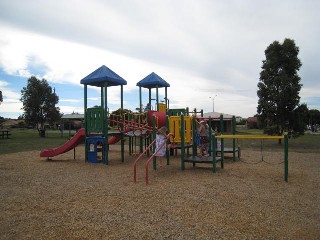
[[80, 65, 127, 87], [136, 72, 170, 89]]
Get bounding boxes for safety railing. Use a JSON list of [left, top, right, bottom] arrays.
[[145, 133, 173, 184], [134, 133, 173, 184], [133, 138, 157, 182]]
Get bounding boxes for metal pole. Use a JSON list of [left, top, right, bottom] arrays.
[[180, 114, 185, 170], [232, 115, 236, 161], [220, 114, 224, 169], [212, 135, 216, 173], [156, 86, 159, 111], [84, 85, 88, 162], [166, 115, 170, 165], [139, 86, 142, 113], [104, 82, 108, 165], [284, 134, 289, 182], [152, 116, 157, 170], [209, 95, 217, 113], [121, 85, 124, 162]]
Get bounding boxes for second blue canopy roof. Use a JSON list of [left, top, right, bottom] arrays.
[[136, 72, 170, 89]]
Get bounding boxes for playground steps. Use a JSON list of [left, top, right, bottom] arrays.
[[170, 143, 194, 156], [216, 147, 240, 153], [215, 147, 241, 160], [184, 156, 222, 163]]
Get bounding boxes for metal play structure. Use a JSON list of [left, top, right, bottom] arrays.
[[214, 134, 289, 182], [41, 65, 289, 184]]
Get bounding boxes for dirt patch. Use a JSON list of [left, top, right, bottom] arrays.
[[0, 145, 319, 239]]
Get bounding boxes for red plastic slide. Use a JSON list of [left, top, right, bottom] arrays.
[[107, 127, 131, 145], [40, 128, 86, 158], [108, 135, 121, 144], [40, 128, 128, 158]]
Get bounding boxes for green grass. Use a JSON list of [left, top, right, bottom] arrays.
[[1, 128, 319, 155], [236, 128, 265, 135], [227, 128, 320, 153], [0, 129, 80, 155]]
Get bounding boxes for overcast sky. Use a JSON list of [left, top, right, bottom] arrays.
[[0, 0, 319, 119]]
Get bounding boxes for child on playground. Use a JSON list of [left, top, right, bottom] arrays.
[[144, 103, 151, 111], [155, 126, 168, 167], [198, 120, 210, 157]]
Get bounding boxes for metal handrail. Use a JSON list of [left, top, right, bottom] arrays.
[[133, 138, 157, 182], [145, 133, 173, 185]]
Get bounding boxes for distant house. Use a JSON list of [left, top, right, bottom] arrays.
[[235, 116, 242, 123], [61, 113, 84, 120], [61, 113, 84, 130], [202, 112, 235, 133], [246, 117, 258, 129]]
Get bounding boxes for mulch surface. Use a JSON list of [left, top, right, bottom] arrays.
[[0, 145, 319, 239]]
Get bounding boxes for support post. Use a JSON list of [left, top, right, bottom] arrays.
[[152, 115, 157, 170], [232, 115, 236, 161], [212, 135, 216, 173], [156, 85, 159, 111], [129, 136, 132, 155], [165, 87, 168, 110], [220, 114, 224, 168], [180, 114, 185, 170], [208, 117, 212, 156], [121, 85, 124, 162], [166, 115, 170, 165], [100, 87, 104, 108], [104, 83, 108, 165], [139, 86, 142, 113], [192, 117, 197, 157], [84, 85, 88, 162], [284, 134, 289, 182]]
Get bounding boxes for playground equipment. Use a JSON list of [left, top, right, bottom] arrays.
[[40, 65, 128, 161], [178, 115, 223, 173], [39, 127, 125, 160], [133, 113, 240, 184], [41, 66, 205, 166], [210, 114, 240, 161], [80, 65, 128, 164], [133, 132, 173, 184], [40, 128, 86, 159], [136, 72, 170, 113], [214, 134, 289, 182], [40, 64, 289, 184], [78, 66, 171, 165]]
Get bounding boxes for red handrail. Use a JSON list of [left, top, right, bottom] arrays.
[[133, 138, 157, 182], [145, 133, 173, 185]]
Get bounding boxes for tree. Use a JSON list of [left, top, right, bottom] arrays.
[[290, 103, 309, 136], [308, 109, 320, 131], [20, 76, 61, 132], [257, 38, 302, 137]]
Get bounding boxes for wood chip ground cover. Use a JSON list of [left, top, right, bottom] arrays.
[[0, 146, 319, 239]]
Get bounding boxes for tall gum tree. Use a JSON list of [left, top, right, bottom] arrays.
[[257, 38, 302, 137], [21, 76, 61, 133]]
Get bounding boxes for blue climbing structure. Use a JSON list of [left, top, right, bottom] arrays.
[[80, 65, 127, 164]]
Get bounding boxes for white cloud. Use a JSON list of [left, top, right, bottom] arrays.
[[0, 80, 21, 100], [59, 99, 82, 103], [0, 0, 319, 118], [0, 80, 8, 88], [59, 105, 84, 115], [0, 80, 23, 116]]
